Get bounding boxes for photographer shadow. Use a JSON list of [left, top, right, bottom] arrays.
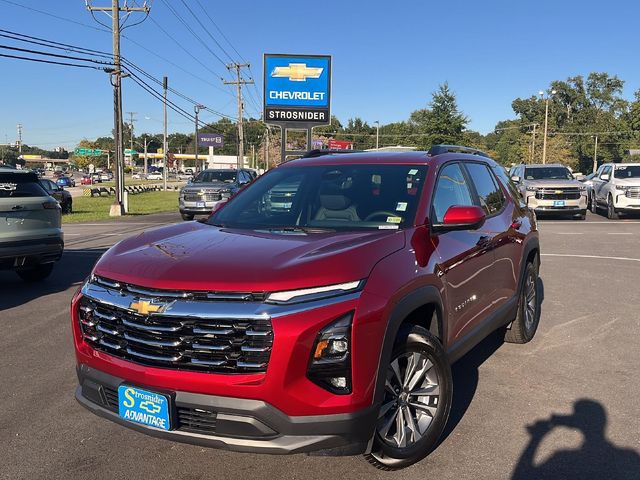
[[512, 399, 640, 480]]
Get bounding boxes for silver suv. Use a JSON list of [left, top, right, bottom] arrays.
[[0, 169, 63, 281], [510, 164, 587, 219]]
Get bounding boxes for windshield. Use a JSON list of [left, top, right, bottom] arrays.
[[209, 164, 428, 231], [193, 170, 236, 183], [524, 167, 573, 180], [614, 165, 640, 179]]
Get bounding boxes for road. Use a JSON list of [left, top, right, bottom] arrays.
[[1, 212, 639, 479]]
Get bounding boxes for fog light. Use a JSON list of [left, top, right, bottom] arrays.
[[329, 377, 347, 389]]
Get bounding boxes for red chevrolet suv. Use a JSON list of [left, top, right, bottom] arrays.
[[71, 146, 540, 469]]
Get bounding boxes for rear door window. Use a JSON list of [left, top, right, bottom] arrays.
[[465, 163, 505, 215], [0, 173, 47, 198]]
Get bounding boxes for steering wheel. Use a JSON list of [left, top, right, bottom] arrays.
[[364, 211, 400, 222]]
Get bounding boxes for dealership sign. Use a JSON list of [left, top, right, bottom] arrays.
[[198, 133, 224, 147], [328, 139, 354, 150], [263, 54, 331, 125]]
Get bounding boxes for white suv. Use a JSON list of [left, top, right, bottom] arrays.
[[591, 163, 640, 219]]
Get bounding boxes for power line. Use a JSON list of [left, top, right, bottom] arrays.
[[0, 0, 110, 33], [0, 43, 113, 66], [157, 0, 229, 71], [0, 52, 110, 70], [177, 0, 235, 63]]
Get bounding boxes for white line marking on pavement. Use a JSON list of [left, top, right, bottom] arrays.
[[553, 232, 584, 235], [542, 253, 640, 263], [607, 232, 633, 235], [65, 233, 125, 236]]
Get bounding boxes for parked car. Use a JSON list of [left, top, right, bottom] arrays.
[[510, 163, 587, 219], [590, 163, 640, 219], [80, 175, 93, 185], [178, 168, 254, 220], [146, 172, 163, 181], [56, 175, 76, 188], [40, 179, 73, 214], [578, 172, 597, 209], [90, 173, 102, 183], [100, 172, 113, 182], [1, 169, 63, 281], [71, 145, 541, 469]]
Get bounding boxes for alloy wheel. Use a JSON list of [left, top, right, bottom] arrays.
[[523, 271, 537, 330], [377, 352, 440, 448]]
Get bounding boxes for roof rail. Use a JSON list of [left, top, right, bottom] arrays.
[[427, 144, 490, 158]]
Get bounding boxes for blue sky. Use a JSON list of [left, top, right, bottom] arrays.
[[1, 0, 639, 149]]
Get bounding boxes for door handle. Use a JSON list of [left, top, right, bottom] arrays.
[[11, 205, 24, 210]]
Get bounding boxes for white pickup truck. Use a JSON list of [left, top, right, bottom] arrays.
[[591, 163, 640, 219]]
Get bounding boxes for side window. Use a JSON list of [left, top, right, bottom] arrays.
[[600, 166, 611, 180], [238, 171, 249, 184], [466, 163, 505, 215], [432, 163, 475, 223]]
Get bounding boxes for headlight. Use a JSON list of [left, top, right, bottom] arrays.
[[615, 184, 629, 191], [526, 186, 538, 192], [307, 313, 353, 394], [220, 189, 232, 198], [265, 280, 363, 305]]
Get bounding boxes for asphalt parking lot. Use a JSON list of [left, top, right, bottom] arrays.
[[1, 212, 639, 480]]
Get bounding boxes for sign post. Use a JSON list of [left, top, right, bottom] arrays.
[[263, 54, 331, 162]]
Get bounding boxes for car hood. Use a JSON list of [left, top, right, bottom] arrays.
[[182, 181, 235, 192], [92, 222, 406, 292], [524, 179, 580, 188], [614, 178, 640, 187]]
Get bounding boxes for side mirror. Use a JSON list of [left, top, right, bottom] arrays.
[[575, 175, 586, 182], [432, 205, 486, 232], [601, 174, 610, 182], [511, 175, 521, 184]]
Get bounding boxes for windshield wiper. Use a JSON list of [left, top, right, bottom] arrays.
[[263, 226, 335, 233]]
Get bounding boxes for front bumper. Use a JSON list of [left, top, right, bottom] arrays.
[[76, 364, 376, 455], [526, 195, 587, 215], [179, 199, 226, 215], [613, 193, 640, 212]]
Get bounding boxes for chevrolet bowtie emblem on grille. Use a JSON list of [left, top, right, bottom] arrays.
[[129, 300, 164, 315], [555, 190, 563, 194], [271, 63, 323, 82]]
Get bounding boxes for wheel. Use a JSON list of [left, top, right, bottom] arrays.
[[607, 195, 619, 220], [63, 200, 72, 214], [364, 324, 452, 470], [575, 210, 586, 220], [16, 263, 54, 282], [590, 192, 598, 214], [505, 260, 540, 344], [181, 213, 194, 221]]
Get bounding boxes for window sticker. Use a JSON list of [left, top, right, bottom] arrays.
[[396, 202, 408, 212], [378, 224, 399, 230], [386, 216, 402, 224], [408, 169, 418, 175], [0, 183, 17, 191]]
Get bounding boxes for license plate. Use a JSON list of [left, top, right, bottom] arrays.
[[553, 200, 565, 207], [196, 201, 205, 208], [118, 385, 171, 431]]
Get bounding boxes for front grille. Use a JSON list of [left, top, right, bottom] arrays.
[[183, 192, 222, 202], [535, 188, 581, 200], [78, 298, 273, 374], [177, 407, 217, 434], [625, 187, 640, 199]]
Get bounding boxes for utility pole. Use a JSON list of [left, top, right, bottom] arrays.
[[374, 120, 380, 150], [224, 63, 253, 171], [530, 123, 537, 164], [251, 144, 255, 169], [86, 0, 149, 216], [593, 135, 598, 174], [265, 127, 270, 171], [163, 76, 168, 191], [143, 136, 148, 175], [16, 123, 22, 154], [194, 104, 204, 172], [127, 111, 137, 164], [539, 89, 556, 165]]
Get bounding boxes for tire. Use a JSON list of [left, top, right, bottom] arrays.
[[16, 263, 54, 282], [576, 210, 586, 220], [63, 200, 72, 214], [607, 195, 619, 220], [504, 260, 540, 344], [364, 324, 452, 470], [590, 192, 598, 214], [181, 213, 194, 221]]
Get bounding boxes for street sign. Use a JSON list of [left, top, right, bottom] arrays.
[[124, 149, 138, 155], [328, 139, 354, 150], [263, 54, 331, 126], [74, 148, 103, 156], [198, 133, 224, 147]]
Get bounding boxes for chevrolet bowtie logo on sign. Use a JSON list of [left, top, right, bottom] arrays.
[[129, 300, 164, 315], [264, 54, 331, 125], [271, 63, 324, 82]]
